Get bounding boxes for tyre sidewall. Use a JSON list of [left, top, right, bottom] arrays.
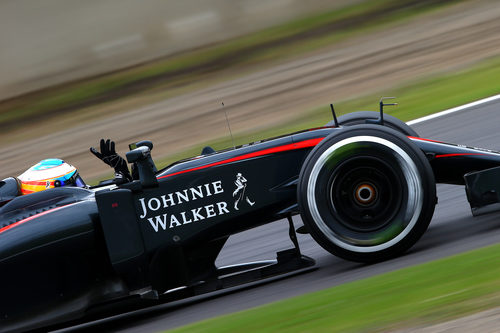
[[298, 124, 435, 262]]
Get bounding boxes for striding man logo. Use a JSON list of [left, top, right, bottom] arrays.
[[232, 173, 255, 210]]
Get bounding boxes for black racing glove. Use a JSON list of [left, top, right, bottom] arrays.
[[90, 139, 132, 182]]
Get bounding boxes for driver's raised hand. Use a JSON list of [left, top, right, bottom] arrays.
[[90, 139, 132, 181]]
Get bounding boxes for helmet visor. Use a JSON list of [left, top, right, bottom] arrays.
[[56, 173, 85, 187], [74, 175, 86, 187]]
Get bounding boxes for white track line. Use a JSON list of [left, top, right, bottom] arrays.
[[407, 93, 500, 125]]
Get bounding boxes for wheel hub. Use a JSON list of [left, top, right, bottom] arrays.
[[354, 183, 377, 206], [327, 155, 404, 232]]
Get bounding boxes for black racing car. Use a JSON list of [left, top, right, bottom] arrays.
[[2, 102, 500, 331]]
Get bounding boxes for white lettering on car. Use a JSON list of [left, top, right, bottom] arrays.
[[213, 180, 223, 194], [205, 204, 216, 218], [161, 193, 175, 207], [217, 201, 229, 214], [144, 201, 230, 231], [190, 186, 204, 200], [138, 177, 255, 233], [147, 214, 168, 232], [148, 197, 161, 211], [138, 181, 224, 218], [176, 189, 190, 204], [180, 211, 192, 224], [139, 198, 148, 219], [191, 207, 205, 222], [170, 214, 181, 228]]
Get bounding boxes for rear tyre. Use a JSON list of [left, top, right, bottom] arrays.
[[298, 124, 435, 262], [327, 111, 419, 137]]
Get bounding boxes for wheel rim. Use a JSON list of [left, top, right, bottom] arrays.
[[328, 156, 402, 232], [306, 136, 423, 253]]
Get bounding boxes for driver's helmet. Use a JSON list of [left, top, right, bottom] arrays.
[[18, 159, 86, 195]]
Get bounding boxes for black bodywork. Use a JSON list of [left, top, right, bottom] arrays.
[[2, 114, 500, 331]]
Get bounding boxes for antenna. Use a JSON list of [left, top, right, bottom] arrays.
[[222, 102, 235, 149], [379, 97, 397, 125], [330, 103, 339, 127], [367, 97, 397, 126]]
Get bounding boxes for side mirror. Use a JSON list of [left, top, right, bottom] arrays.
[[128, 140, 157, 172], [126, 146, 158, 188], [135, 140, 153, 151]]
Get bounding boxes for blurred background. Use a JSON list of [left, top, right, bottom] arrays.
[[1, 0, 499, 182], [1, 0, 361, 100]]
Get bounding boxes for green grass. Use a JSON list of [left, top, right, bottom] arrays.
[[169, 243, 500, 333], [0, 0, 464, 129], [151, 55, 500, 172]]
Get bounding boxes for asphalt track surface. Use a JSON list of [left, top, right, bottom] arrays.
[[61, 98, 500, 333]]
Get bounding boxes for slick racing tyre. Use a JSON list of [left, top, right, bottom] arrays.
[[298, 124, 436, 262], [327, 111, 419, 137]]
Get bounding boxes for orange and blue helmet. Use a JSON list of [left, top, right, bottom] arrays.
[[17, 159, 85, 195]]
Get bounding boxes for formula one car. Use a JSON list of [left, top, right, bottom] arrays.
[[2, 100, 500, 331]]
